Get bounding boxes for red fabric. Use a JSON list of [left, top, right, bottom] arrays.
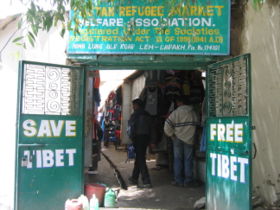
[[94, 70, 100, 88], [115, 130, 121, 139], [108, 91, 116, 100]]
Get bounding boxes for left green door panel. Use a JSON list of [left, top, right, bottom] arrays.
[[15, 61, 85, 210]]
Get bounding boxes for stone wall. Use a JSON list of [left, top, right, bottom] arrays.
[[242, 1, 280, 206]]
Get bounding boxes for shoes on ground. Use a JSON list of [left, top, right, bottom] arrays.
[[128, 177, 138, 185], [171, 181, 184, 187], [87, 170, 98, 175], [137, 183, 153, 189]]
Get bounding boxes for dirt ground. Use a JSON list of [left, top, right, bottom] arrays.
[[85, 144, 205, 210]]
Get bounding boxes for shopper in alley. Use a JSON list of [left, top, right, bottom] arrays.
[[164, 95, 199, 187], [127, 98, 153, 188]]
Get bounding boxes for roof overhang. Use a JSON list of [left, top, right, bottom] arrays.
[[67, 54, 225, 70]]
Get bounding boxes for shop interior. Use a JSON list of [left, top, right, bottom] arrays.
[[82, 68, 207, 208]]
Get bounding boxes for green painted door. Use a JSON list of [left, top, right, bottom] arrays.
[[206, 54, 252, 210], [15, 61, 85, 210]]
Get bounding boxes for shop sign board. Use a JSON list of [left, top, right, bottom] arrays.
[[15, 61, 84, 210], [206, 54, 252, 210], [67, 0, 230, 55]]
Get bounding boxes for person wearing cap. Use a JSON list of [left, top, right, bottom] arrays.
[[127, 98, 153, 188]]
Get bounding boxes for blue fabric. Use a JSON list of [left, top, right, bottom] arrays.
[[93, 88, 101, 107], [200, 127, 206, 152], [101, 119, 105, 141], [127, 144, 135, 159], [173, 137, 194, 185]]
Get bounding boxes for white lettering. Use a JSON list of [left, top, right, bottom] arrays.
[[238, 157, 248, 183], [23, 150, 33, 168], [36, 150, 42, 168], [230, 156, 237, 181], [50, 120, 64, 137], [210, 123, 244, 143], [210, 153, 217, 176], [65, 121, 76, 137], [235, 124, 243, 143], [217, 154, 222, 177], [66, 149, 76, 166], [23, 119, 37, 137], [23, 119, 77, 138], [38, 120, 52, 137], [221, 155, 229, 178], [42, 150, 54, 167], [209, 153, 249, 183], [217, 124, 226, 141], [210, 124, 217, 141], [226, 123, 234, 142], [23, 148, 77, 169], [55, 149, 64, 167]]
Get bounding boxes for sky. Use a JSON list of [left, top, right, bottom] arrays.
[[99, 70, 135, 108], [0, 0, 25, 19]]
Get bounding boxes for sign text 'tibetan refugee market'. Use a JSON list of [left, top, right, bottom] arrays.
[[67, 0, 230, 55]]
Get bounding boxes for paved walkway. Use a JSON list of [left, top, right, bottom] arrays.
[[85, 144, 205, 210]]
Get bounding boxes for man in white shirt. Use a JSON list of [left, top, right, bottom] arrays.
[[164, 96, 198, 187]]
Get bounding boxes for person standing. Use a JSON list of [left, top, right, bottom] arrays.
[[164, 96, 198, 187], [127, 98, 153, 188], [103, 116, 112, 147]]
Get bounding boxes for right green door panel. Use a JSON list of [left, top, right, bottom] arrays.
[[206, 54, 252, 210]]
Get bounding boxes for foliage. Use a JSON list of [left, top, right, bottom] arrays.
[[252, 0, 265, 9], [15, 0, 94, 47]]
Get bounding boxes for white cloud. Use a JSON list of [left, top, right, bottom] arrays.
[[0, 0, 25, 19]]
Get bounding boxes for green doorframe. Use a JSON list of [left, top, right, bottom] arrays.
[[68, 55, 222, 70]]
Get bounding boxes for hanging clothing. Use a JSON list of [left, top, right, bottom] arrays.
[[144, 87, 158, 116], [189, 71, 205, 104], [93, 88, 101, 107], [93, 70, 100, 89], [140, 86, 163, 116]]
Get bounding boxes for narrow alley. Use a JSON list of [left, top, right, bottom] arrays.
[[85, 144, 205, 210]]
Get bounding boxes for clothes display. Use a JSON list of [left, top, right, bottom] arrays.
[[189, 71, 205, 104], [100, 89, 123, 149], [93, 70, 100, 89], [138, 70, 205, 173], [87, 71, 102, 173], [98, 70, 205, 176], [140, 86, 163, 116]]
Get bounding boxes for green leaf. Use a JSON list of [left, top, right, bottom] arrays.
[[31, 24, 39, 36], [60, 27, 66, 37], [28, 32, 35, 41], [252, 0, 264, 9], [13, 36, 24, 43], [27, 33, 35, 47]]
